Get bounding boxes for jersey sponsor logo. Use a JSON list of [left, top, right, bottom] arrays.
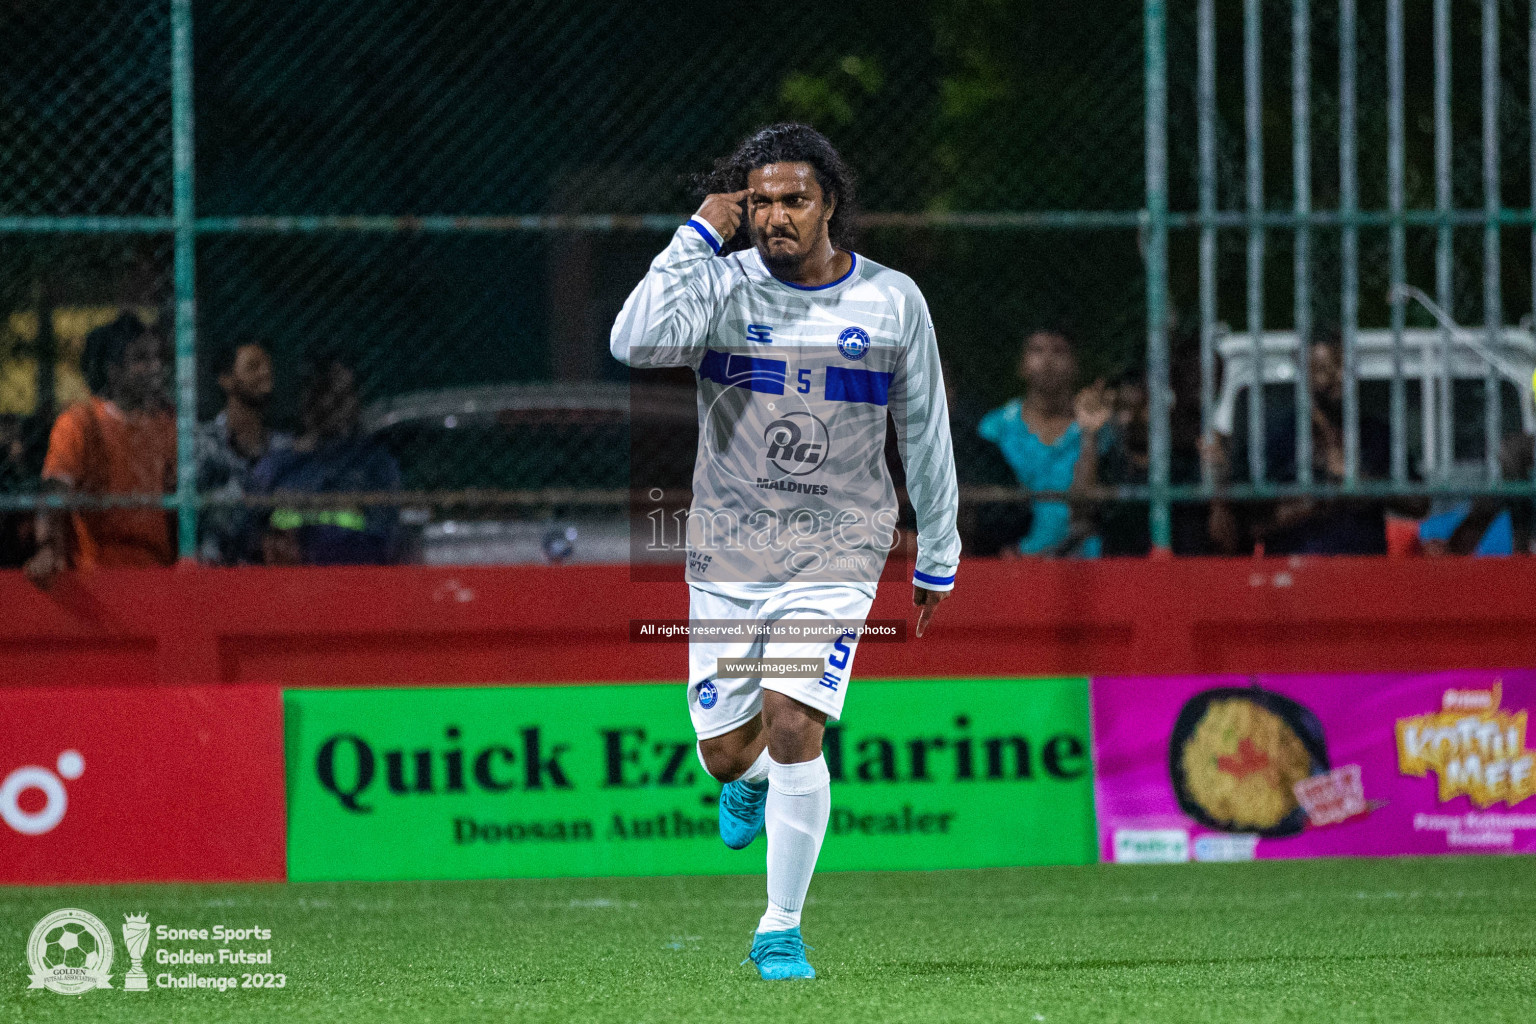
[[697, 682, 718, 710], [754, 478, 829, 495], [745, 323, 773, 344], [763, 413, 829, 476], [837, 326, 870, 361]]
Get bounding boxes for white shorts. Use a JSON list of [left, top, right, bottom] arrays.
[[686, 583, 876, 740]]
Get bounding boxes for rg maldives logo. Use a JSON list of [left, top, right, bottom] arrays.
[[1, 750, 85, 836]]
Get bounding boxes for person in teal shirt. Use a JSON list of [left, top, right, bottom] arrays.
[[978, 328, 1121, 557]]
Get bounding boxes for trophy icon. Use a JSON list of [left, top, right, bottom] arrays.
[[121, 914, 150, 991]]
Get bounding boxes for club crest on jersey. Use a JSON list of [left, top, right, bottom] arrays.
[[837, 326, 870, 361], [697, 681, 718, 709], [745, 323, 773, 344]]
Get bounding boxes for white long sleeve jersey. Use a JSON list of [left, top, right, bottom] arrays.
[[611, 217, 960, 599]]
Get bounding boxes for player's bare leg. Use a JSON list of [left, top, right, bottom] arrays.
[[697, 714, 767, 783]]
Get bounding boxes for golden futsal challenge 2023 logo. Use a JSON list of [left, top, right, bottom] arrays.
[[24, 909, 281, 996], [1397, 682, 1536, 807]]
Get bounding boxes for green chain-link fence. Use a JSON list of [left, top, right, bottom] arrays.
[[3, 1, 1533, 566], [1, 0, 1151, 566]]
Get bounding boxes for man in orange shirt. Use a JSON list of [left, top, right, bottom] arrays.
[[26, 313, 175, 585]]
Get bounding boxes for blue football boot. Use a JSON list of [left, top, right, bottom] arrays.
[[743, 927, 816, 980], [717, 777, 768, 849]]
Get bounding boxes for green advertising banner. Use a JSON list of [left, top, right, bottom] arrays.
[[283, 678, 1094, 881]]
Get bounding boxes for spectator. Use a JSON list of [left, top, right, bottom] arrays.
[[1096, 375, 1151, 556], [1420, 434, 1534, 556], [196, 341, 293, 564], [1099, 332, 1215, 556], [977, 327, 1123, 557], [248, 356, 401, 566], [25, 312, 174, 585], [0, 414, 35, 567], [1114, 376, 1150, 477], [1205, 331, 1420, 555], [945, 357, 1035, 557]]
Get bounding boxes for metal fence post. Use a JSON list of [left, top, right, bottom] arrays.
[[1484, 0, 1503, 483], [1294, 0, 1313, 486], [1245, 0, 1267, 485], [1340, 0, 1360, 485], [1387, 0, 1408, 484], [171, 0, 197, 560], [1198, 0, 1217, 485], [1145, 0, 1171, 551], [1434, 0, 1454, 479]]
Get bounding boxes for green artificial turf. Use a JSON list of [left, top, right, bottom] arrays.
[[3, 856, 1533, 1023]]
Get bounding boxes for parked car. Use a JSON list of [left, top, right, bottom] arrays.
[[362, 381, 697, 565]]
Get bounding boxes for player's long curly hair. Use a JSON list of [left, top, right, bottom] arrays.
[[691, 123, 859, 254]]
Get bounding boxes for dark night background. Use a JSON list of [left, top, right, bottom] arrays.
[[1, 0, 1531, 466]]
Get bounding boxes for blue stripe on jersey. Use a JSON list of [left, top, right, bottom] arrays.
[[825, 365, 893, 406], [698, 349, 787, 395], [687, 218, 722, 253], [913, 569, 956, 586]]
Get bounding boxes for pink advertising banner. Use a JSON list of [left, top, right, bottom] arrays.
[[1091, 669, 1536, 863]]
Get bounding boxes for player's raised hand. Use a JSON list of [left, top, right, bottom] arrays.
[[695, 188, 753, 242], [912, 584, 950, 638]]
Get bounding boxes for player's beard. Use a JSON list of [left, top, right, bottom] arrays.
[[754, 227, 808, 277]]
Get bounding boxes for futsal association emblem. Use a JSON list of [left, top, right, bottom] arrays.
[[837, 326, 870, 360], [698, 681, 718, 709], [26, 908, 115, 994]]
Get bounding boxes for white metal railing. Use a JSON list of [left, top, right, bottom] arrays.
[[1214, 317, 1536, 480]]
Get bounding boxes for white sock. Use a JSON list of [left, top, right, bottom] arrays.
[[757, 755, 831, 934], [740, 747, 771, 785], [695, 743, 771, 785]]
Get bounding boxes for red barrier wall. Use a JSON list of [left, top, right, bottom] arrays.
[[0, 557, 1532, 687]]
